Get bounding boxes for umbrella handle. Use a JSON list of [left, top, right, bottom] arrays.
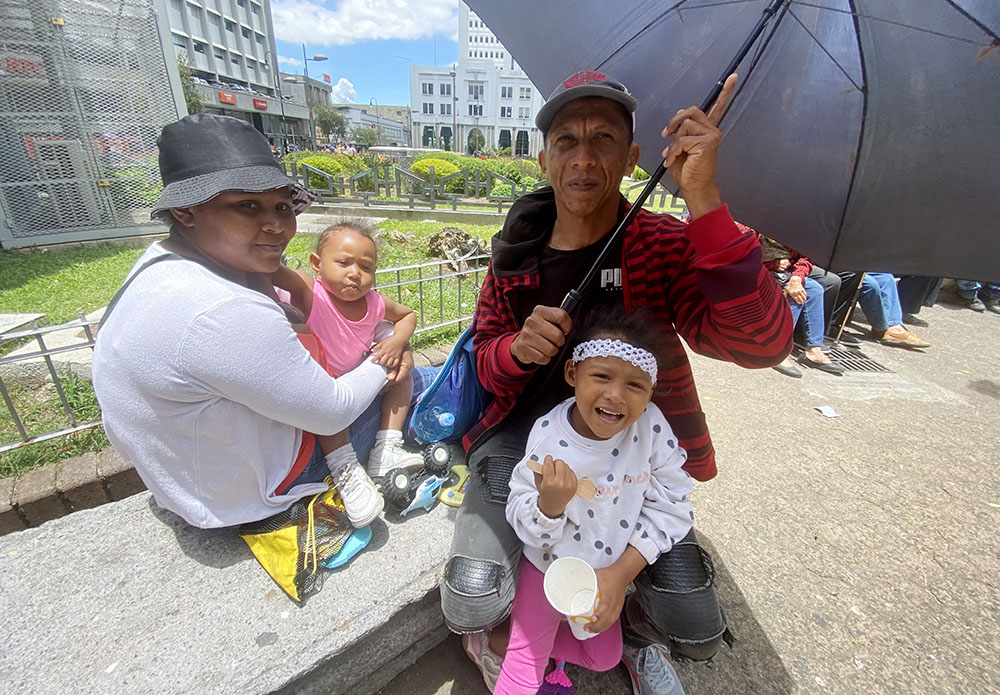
[[560, 289, 582, 313]]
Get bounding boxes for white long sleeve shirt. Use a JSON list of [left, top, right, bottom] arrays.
[[506, 398, 694, 572], [92, 243, 387, 528]]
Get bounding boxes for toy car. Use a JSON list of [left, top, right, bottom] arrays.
[[381, 467, 449, 517]]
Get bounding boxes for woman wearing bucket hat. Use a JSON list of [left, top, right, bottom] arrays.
[[92, 113, 400, 529]]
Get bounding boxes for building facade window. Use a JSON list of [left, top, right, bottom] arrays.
[[440, 83, 451, 96], [421, 82, 433, 95], [469, 82, 484, 100], [468, 104, 483, 116], [441, 103, 451, 115], [423, 102, 434, 114], [519, 86, 531, 99], [500, 106, 512, 118], [501, 85, 513, 99], [518, 106, 530, 118]]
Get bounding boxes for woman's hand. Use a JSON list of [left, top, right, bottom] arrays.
[[785, 276, 807, 305]]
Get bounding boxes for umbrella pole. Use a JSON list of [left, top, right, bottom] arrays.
[[561, 0, 789, 314]]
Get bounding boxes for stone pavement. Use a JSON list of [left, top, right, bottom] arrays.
[[380, 296, 1000, 695]]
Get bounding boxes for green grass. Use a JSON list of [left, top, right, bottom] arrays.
[[0, 242, 148, 325], [0, 371, 108, 477]]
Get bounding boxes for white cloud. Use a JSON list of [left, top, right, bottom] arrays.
[[330, 77, 356, 103], [271, 0, 458, 46], [277, 55, 303, 68]]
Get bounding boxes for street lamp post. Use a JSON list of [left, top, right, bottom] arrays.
[[449, 67, 457, 152], [263, 50, 287, 152], [299, 45, 327, 150], [369, 97, 380, 146]]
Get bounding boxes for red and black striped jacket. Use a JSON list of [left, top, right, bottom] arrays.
[[462, 189, 793, 481]]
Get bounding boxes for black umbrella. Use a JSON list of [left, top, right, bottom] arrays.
[[467, 0, 1000, 282]]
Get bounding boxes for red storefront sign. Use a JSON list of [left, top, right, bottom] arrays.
[[1, 57, 46, 76], [252, 98, 268, 110], [218, 91, 236, 105]]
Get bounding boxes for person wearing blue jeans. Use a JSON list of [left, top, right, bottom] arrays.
[[773, 274, 845, 376], [859, 273, 931, 348], [956, 280, 1000, 314]]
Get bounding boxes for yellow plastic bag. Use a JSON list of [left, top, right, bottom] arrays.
[[239, 484, 352, 603]]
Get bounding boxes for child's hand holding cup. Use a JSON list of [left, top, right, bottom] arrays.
[[543, 556, 601, 640]]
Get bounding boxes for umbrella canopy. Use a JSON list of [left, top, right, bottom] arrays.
[[467, 0, 1000, 279]]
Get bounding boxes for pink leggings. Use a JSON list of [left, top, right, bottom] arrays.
[[494, 558, 623, 695]]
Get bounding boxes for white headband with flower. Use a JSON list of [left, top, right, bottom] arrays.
[[571, 338, 658, 384]]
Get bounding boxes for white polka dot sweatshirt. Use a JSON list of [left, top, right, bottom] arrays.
[[506, 398, 694, 572]]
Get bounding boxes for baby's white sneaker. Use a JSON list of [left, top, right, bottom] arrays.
[[368, 430, 423, 478], [326, 445, 384, 527]]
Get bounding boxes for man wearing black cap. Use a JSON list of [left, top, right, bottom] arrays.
[[442, 72, 793, 693]]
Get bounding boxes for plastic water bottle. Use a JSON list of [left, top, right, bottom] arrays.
[[419, 407, 456, 441]]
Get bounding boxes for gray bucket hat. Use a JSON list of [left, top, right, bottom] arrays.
[[535, 70, 638, 134], [150, 113, 314, 221]]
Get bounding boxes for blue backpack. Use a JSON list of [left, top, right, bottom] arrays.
[[408, 327, 491, 444]]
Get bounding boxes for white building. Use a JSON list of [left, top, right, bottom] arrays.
[[408, 4, 544, 157], [333, 105, 410, 147]]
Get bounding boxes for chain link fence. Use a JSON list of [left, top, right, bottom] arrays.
[[0, 0, 181, 248]]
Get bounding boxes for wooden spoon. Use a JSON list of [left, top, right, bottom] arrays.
[[524, 457, 597, 500]]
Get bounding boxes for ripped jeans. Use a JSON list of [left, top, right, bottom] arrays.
[[440, 420, 727, 660]]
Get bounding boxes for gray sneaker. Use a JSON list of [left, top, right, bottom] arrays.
[[622, 643, 686, 695]]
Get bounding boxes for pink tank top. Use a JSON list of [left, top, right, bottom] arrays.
[[305, 278, 386, 377]]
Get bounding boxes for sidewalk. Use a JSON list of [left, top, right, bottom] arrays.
[[380, 299, 1000, 694]]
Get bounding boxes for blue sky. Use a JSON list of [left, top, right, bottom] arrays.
[[272, 0, 460, 107]]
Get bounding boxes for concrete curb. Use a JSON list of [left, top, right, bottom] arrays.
[[0, 348, 449, 536]]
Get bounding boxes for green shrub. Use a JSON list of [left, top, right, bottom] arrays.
[[414, 151, 465, 165], [299, 155, 346, 190], [632, 166, 650, 181], [490, 182, 513, 198], [410, 158, 462, 194], [502, 158, 543, 182]]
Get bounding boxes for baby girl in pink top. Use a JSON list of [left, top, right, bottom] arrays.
[[274, 222, 424, 481]]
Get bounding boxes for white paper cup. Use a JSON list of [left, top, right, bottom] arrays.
[[543, 556, 600, 640]]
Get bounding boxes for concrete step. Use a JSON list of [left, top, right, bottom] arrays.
[[0, 491, 457, 694]]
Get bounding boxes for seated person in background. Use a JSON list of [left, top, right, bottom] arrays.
[[760, 236, 845, 377], [273, 222, 428, 487], [896, 275, 943, 327], [859, 272, 931, 348], [955, 279, 1000, 314]]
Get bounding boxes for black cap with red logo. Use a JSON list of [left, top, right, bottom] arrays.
[[535, 70, 638, 134]]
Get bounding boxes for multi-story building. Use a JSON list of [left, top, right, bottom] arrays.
[[166, 0, 311, 147], [408, 4, 543, 157]]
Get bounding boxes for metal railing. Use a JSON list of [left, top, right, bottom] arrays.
[[296, 162, 546, 213], [0, 316, 101, 455], [0, 241, 489, 455]]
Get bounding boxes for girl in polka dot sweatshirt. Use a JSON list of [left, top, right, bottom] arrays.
[[496, 308, 694, 695]]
